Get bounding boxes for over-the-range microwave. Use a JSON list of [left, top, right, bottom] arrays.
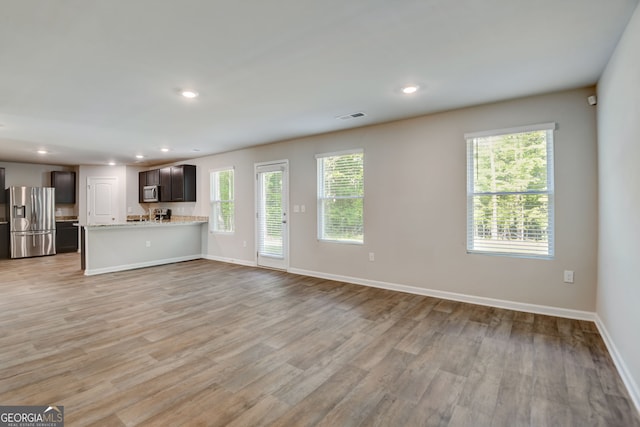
[[143, 185, 160, 202]]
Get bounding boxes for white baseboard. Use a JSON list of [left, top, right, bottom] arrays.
[[594, 315, 640, 413], [287, 267, 595, 321], [203, 254, 257, 268], [84, 255, 202, 276]]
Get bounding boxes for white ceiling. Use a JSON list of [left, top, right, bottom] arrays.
[[0, 0, 637, 167]]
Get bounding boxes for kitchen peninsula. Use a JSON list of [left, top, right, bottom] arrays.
[[80, 218, 207, 276]]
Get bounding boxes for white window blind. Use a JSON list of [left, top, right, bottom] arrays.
[[210, 168, 234, 233], [466, 123, 555, 258], [257, 167, 284, 258], [317, 150, 364, 243]]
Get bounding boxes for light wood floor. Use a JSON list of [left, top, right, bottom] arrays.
[[0, 254, 638, 426]]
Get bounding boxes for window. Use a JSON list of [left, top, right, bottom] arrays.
[[466, 123, 555, 258], [210, 168, 234, 233], [317, 150, 364, 243]]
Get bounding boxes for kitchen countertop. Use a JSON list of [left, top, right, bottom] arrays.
[[81, 220, 207, 228]]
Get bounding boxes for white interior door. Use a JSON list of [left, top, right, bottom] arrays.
[[87, 177, 119, 224], [256, 161, 288, 270]]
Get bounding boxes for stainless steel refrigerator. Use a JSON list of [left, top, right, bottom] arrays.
[[7, 186, 56, 258]]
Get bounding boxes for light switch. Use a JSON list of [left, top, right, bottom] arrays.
[[293, 205, 300, 213], [301, 205, 306, 213], [563, 270, 574, 283]]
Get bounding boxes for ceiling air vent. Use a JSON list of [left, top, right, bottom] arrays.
[[337, 112, 367, 120]]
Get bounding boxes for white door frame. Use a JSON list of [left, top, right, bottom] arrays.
[[255, 160, 289, 270]]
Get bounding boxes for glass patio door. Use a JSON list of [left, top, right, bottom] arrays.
[[256, 161, 288, 269]]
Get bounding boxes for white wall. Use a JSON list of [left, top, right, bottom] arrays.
[[125, 165, 148, 216], [0, 161, 78, 217], [176, 87, 599, 312], [597, 3, 640, 409]]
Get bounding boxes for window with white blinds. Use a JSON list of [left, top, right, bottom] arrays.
[[466, 123, 555, 258], [317, 150, 364, 243], [210, 168, 234, 233]]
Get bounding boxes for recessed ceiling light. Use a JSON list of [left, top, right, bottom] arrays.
[[108, 162, 116, 166], [37, 150, 48, 154], [181, 90, 199, 99], [136, 155, 144, 159], [401, 85, 419, 94], [161, 148, 169, 152]]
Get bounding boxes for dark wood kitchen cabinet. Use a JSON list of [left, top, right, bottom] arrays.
[[1, 168, 7, 257], [56, 221, 78, 253], [146, 169, 160, 186], [159, 167, 172, 202], [138, 171, 146, 203], [0, 167, 6, 204], [138, 169, 161, 202], [159, 165, 196, 202], [175, 164, 196, 202], [0, 223, 9, 259], [51, 171, 76, 204]]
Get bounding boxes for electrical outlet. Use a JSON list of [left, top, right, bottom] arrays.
[[293, 205, 300, 213], [146, 241, 151, 248], [243, 241, 247, 248], [301, 205, 306, 213], [563, 270, 574, 283], [369, 252, 375, 262]]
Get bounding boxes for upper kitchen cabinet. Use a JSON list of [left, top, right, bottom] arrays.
[[172, 164, 196, 202], [51, 171, 76, 204], [146, 169, 160, 186], [159, 165, 196, 202], [159, 167, 171, 202], [138, 169, 161, 203], [0, 167, 5, 203]]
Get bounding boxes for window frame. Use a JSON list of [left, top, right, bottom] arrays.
[[465, 123, 556, 259], [316, 149, 364, 244], [209, 167, 235, 234]]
